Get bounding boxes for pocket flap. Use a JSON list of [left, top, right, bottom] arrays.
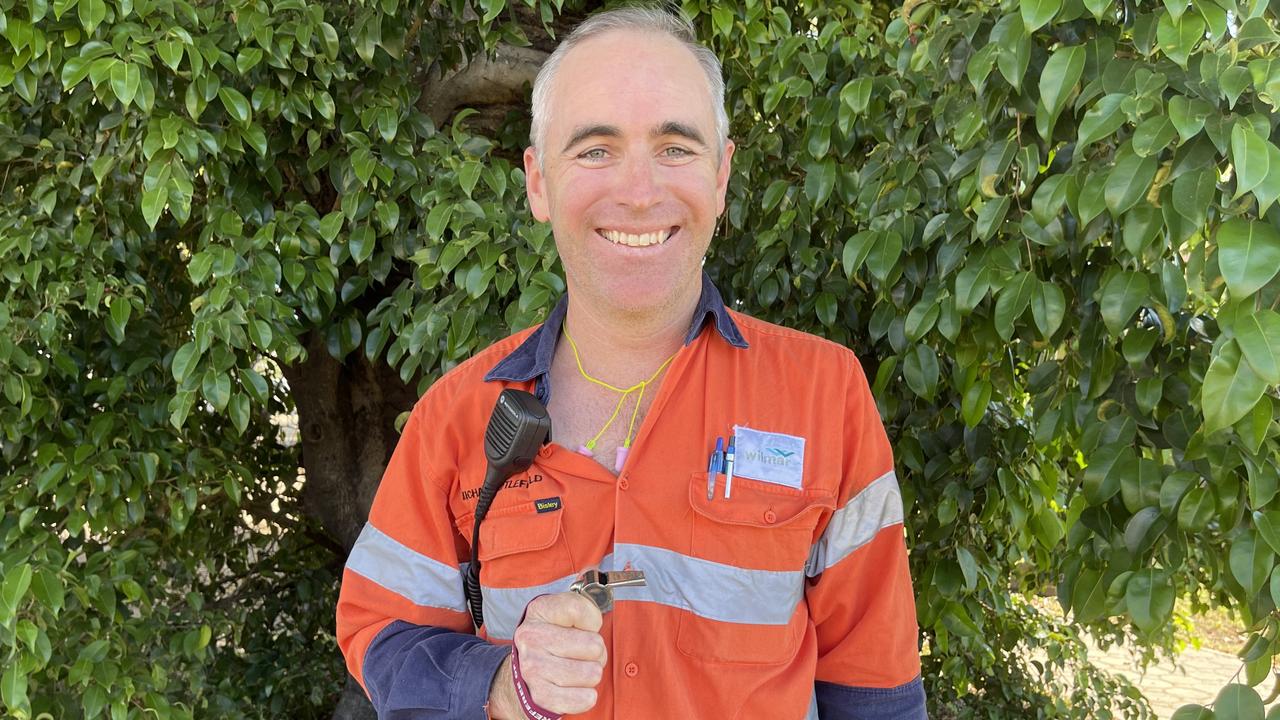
[[478, 503, 564, 561], [688, 471, 835, 528]]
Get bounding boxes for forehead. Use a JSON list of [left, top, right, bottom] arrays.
[[547, 29, 715, 139]]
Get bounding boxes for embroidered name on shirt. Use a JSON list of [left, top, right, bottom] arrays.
[[535, 497, 562, 513], [459, 474, 543, 501], [733, 425, 805, 489]]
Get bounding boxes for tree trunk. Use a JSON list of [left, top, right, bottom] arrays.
[[280, 330, 419, 719]]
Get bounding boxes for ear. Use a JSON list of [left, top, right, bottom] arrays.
[[714, 139, 736, 217], [524, 147, 551, 222]]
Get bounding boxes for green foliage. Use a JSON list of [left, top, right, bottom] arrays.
[[2, 0, 1280, 717]]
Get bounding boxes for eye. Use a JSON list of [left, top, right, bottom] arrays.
[[578, 148, 609, 161], [662, 146, 693, 158]]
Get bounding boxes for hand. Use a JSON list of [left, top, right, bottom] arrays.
[[488, 592, 607, 718]]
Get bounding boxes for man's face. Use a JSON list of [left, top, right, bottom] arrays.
[[524, 29, 735, 323]]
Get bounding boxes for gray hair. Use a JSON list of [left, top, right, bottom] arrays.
[[528, 5, 730, 157]]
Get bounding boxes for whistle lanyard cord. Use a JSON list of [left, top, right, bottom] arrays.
[[563, 327, 677, 452]]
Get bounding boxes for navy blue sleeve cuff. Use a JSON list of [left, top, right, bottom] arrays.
[[450, 638, 512, 719], [815, 676, 928, 720], [362, 620, 512, 719]]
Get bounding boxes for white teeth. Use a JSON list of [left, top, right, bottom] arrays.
[[602, 229, 670, 247]]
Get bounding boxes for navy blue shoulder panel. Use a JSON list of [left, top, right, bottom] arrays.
[[815, 676, 928, 719]]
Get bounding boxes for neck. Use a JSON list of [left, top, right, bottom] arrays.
[[560, 285, 700, 387]]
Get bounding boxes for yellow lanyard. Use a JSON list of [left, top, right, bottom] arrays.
[[563, 327, 678, 460]]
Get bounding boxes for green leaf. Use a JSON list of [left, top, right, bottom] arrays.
[[350, 225, 376, 264], [992, 15, 1030, 91], [839, 78, 872, 116], [107, 296, 131, 342], [1125, 568, 1174, 633], [1159, 470, 1196, 517], [815, 292, 837, 327], [202, 370, 231, 412], [459, 160, 482, 197], [228, 392, 249, 435], [962, 381, 992, 428], [1098, 270, 1149, 336], [1021, 0, 1061, 32], [1214, 684, 1265, 720], [78, 0, 106, 33], [171, 341, 200, 384], [1, 563, 32, 615], [1032, 281, 1066, 338], [1202, 341, 1268, 434], [1218, 219, 1280, 298], [1171, 166, 1217, 230], [975, 196, 1010, 241], [1076, 94, 1127, 154], [1124, 507, 1162, 554], [1253, 144, 1280, 216], [1156, 11, 1205, 67], [1233, 309, 1280, 384], [1255, 511, 1280, 556], [31, 569, 64, 615], [1178, 486, 1215, 530], [841, 231, 875, 278], [1036, 45, 1084, 142], [1, 664, 27, 715], [1105, 150, 1158, 217], [1229, 532, 1274, 598], [218, 87, 251, 124], [109, 61, 140, 108], [1084, 445, 1132, 505], [1169, 706, 1214, 720], [1132, 115, 1177, 157], [1232, 123, 1272, 200], [1169, 96, 1211, 143], [994, 271, 1034, 340], [956, 547, 978, 591], [804, 160, 836, 207], [866, 231, 902, 282], [903, 344, 939, 399]]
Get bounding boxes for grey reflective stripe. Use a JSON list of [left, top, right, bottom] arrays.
[[806, 688, 819, 719], [805, 471, 904, 577], [345, 522, 468, 613], [611, 544, 802, 624], [481, 546, 806, 640], [482, 573, 577, 640]]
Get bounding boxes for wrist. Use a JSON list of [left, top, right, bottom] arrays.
[[487, 655, 517, 720]]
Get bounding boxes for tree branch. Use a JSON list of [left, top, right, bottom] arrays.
[[417, 44, 549, 127]]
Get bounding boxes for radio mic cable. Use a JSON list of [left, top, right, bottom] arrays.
[[465, 389, 552, 629]]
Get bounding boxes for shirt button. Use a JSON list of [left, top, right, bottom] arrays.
[[619, 478, 630, 490], [624, 662, 639, 677], [764, 509, 777, 524]]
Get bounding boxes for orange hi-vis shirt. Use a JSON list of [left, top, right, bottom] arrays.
[[338, 278, 925, 719]]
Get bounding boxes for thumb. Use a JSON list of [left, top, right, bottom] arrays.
[[525, 592, 603, 632]]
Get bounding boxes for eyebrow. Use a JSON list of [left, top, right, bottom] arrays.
[[561, 121, 709, 153]]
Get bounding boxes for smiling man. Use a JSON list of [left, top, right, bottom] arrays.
[[336, 6, 926, 719]]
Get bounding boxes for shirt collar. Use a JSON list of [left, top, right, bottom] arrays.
[[483, 270, 748, 400]]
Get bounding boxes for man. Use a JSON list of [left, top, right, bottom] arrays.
[[336, 6, 927, 719]]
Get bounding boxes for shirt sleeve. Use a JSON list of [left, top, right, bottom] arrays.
[[335, 399, 511, 718], [804, 357, 927, 719]]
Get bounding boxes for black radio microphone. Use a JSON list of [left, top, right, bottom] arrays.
[[465, 389, 552, 628]]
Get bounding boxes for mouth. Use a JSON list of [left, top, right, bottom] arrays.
[[597, 227, 679, 247]]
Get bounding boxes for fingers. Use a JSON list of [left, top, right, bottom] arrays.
[[511, 592, 608, 716], [525, 591, 604, 632]]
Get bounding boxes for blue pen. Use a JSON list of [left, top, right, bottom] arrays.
[[707, 437, 724, 500], [724, 436, 736, 500]]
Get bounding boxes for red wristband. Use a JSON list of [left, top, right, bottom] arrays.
[[509, 595, 562, 720], [511, 643, 562, 720]]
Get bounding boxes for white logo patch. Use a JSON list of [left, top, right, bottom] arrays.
[[732, 425, 805, 489]]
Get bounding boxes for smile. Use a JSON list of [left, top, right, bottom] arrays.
[[598, 227, 679, 247]]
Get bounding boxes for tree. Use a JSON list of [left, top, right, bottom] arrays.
[[1, 0, 1279, 717]]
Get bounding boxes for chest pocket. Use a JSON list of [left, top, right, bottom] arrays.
[[676, 471, 835, 665], [473, 502, 577, 587]]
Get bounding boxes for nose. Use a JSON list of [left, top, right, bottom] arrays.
[[615, 153, 662, 210]]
